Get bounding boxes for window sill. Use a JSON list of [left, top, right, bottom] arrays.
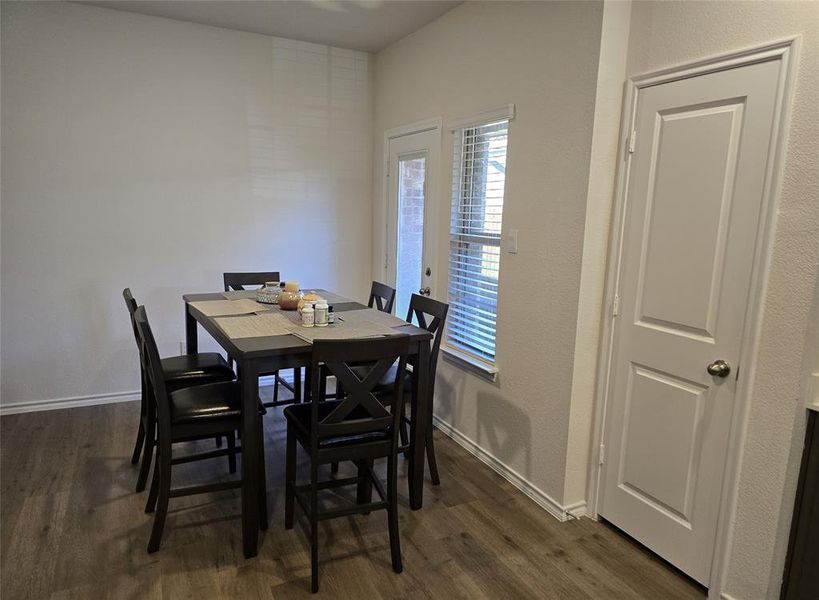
[[441, 345, 498, 382]]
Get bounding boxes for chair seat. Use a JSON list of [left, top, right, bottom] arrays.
[[349, 363, 412, 395], [161, 353, 235, 384], [284, 400, 390, 448], [170, 381, 265, 424]]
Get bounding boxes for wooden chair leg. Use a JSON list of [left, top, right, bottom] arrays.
[[273, 372, 280, 404], [330, 462, 339, 474], [135, 422, 155, 493], [257, 422, 268, 531], [145, 448, 160, 513], [310, 461, 319, 593], [387, 452, 403, 573], [131, 421, 145, 465], [399, 401, 410, 459], [426, 426, 440, 486], [356, 460, 373, 512], [293, 368, 302, 403], [132, 376, 148, 464], [147, 442, 172, 553], [284, 427, 296, 530], [227, 432, 237, 474], [215, 435, 223, 448]]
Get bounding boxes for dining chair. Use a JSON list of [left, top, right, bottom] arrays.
[[367, 280, 397, 314], [324, 280, 398, 403], [284, 335, 410, 593], [134, 305, 268, 553], [223, 272, 301, 407], [123, 288, 236, 492], [348, 294, 449, 485]]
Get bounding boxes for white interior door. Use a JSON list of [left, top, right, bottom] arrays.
[[599, 58, 781, 585], [386, 127, 440, 318]]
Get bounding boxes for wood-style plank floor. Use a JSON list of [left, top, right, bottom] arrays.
[[1, 387, 705, 599]]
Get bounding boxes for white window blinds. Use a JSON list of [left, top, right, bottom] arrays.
[[447, 119, 509, 364]]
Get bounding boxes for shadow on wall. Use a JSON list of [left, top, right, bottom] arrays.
[[434, 371, 532, 481]]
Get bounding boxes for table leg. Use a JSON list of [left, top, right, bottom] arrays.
[[240, 361, 260, 558], [409, 341, 430, 510], [185, 304, 198, 355]]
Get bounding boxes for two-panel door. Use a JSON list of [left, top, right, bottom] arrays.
[[599, 58, 781, 585]]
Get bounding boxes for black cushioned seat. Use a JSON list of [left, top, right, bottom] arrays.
[[170, 381, 266, 424], [161, 353, 235, 385], [284, 400, 390, 448]]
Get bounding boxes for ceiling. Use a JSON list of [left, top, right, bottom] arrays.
[[77, 1, 462, 53]]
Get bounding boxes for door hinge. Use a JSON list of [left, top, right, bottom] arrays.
[[612, 293, 620, 317], [599, 443, 606, 465], [627, 130, 637, 155]]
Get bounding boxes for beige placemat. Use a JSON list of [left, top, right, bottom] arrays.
[[221, 290, 258, 300], [289, 319, 398, 343], [337, 308, 408, 329], [214, 312, 294, 339], [188, 299, 273, 317], [307, 289, 354, 305]]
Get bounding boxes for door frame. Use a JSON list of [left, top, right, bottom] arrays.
[[380, 118, 443, 294], [586, 37, 799, 598]]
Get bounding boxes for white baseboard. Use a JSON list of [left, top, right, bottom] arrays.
[[0, 390, 141, 416], [563, 500, 589, 519], [432, 414, 581, 522]]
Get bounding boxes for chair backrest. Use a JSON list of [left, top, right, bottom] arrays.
[[368, 281, 396, 313], [405, 294, 449, 381], [223, 272, 281, 291], [133, 305, 171, 430], [309, 335, 410, 447], [123, 288, 140, 351]]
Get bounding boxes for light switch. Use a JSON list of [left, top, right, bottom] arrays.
[[506, 229, 519, 254]]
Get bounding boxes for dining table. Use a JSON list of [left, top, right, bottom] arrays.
[[182, 289, 434, 559]]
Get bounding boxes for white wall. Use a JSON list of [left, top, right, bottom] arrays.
[[564, 0, 631, 508], [624, 2, 819, 598], [373, 1, 604, 512], [0, 2, 373, 409]]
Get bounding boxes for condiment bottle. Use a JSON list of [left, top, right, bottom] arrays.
[[328, 306, 335, 324], [315, 302, 328, 327], [301, 304, 315, 327]]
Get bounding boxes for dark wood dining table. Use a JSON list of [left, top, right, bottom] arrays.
[[183, 290, 434, 559]]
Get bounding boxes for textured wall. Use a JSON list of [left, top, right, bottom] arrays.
[[373, 1, 604, 507], [1, 2, 373, 407], [626, 2, 819, 598]]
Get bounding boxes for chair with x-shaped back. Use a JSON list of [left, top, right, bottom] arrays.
[[283, 334, 410, 593]]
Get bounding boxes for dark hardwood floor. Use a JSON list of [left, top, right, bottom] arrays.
[[0, 386, 705, 599]]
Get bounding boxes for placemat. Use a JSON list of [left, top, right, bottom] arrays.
[[188, 299, 272, 317], [221, 290, 258, 300], [337, 308, 409, 329], [214, 313, 294, 338]]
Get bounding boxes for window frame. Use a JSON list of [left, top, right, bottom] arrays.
[[442, 106, 514, 379]]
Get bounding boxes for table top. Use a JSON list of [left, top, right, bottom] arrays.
[[184, 290, 432, 360]]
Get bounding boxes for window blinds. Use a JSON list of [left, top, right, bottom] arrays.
[[447, 119, 509, 363]]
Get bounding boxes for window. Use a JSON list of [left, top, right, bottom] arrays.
[[446, 118, 509, 365]]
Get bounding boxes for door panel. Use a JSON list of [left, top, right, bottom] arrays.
[[636, 101, 743, 340], [600, 58, 780, 585]]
